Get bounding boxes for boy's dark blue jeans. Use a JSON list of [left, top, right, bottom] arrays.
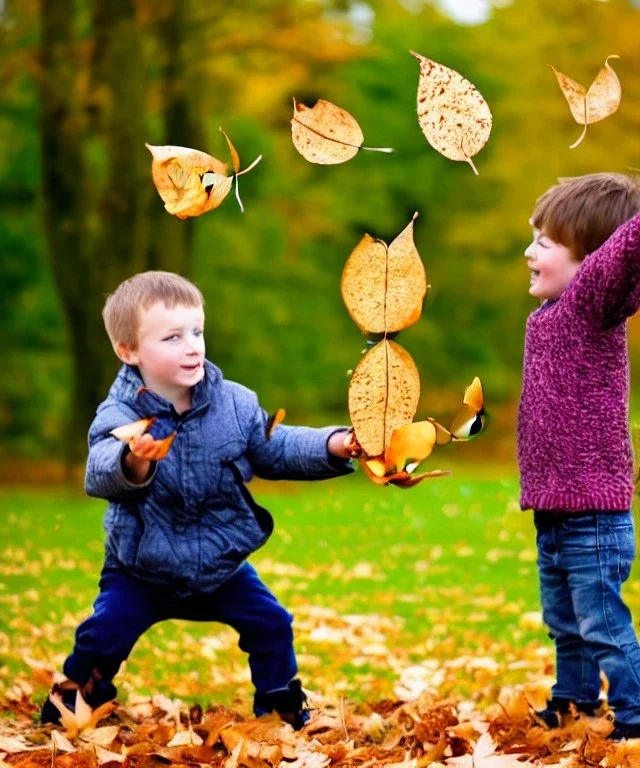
[[62, 562, 297, 715], [534, 510, 640, 727]]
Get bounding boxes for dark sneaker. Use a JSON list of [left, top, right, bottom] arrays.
[[254, 678, 310, 730], [607, 721, 640, 741], [40, 681, 79, 725], [40, 679, 117, 726], [534, 697, 598, 728]]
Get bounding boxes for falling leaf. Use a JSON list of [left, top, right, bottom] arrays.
[[386, 420, 437, 473], [341, 213, 427, 336], [348, 339, 420, 458], [266, 408, 286, 439], [412, 51, 492, 175], [550, 55, 621, 148], [146, 135, 261, 218], [291, 99, 393, 165], [448, 377, 486, 441]]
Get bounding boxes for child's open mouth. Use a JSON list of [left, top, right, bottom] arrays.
[[529, 269, 540, 285]]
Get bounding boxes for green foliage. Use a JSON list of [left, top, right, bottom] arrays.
[[1, 0, 640, 456]]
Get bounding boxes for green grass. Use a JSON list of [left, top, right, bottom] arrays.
[[2, 472, 640, 713]]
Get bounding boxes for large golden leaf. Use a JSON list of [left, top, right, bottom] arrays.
[[291, 98, 392, 165], [550, 55, 621, 149], [348, 340, 420, 457], [146, 134, 261, 218], [341, 213, 427, 336], [412, 52, 492, 175]]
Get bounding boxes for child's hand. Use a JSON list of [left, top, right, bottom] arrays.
[[129, 433, 172, 461], [344, 429, 363, 459], [328, 428, 362, 460]]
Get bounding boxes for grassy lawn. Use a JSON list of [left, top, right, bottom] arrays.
[[2, 469, 640, 715]]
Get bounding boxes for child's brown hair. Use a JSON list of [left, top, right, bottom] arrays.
[[103, 271, 204, 350], [532, 173, 640, 261]]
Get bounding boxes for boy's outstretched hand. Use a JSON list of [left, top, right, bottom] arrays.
[[123, 434, 171, 483], [328, 428, 363, 460]]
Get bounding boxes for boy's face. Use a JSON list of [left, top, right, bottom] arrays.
[[524, 222, 580, 302], [117, 302, 205, 398]]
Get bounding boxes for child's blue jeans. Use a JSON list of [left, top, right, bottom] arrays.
[[62, 562, 297, 713], [534, 510, 640, 726]]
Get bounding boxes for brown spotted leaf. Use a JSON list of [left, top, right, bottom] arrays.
[[291, 99, 392, 165], [341, 213, 427, 336], [348, 340, 420, 458], [551, 55, 621, 148], [412, 52, 492, 175]]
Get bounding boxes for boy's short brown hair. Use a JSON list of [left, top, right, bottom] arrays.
[[532, 172, 640, 262], [103, 271, 204, 350]]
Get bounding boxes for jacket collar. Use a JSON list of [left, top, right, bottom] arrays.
[[108, 360, 222, 417]]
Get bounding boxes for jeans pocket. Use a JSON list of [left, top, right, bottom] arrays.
[[598, 517, 635, 584]]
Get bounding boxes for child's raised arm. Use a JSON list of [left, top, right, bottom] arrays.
[[567, 211, 640, 327], [85, 403, 158, 501]]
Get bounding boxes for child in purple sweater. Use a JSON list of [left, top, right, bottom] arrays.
[[518, 173, 640, 740]]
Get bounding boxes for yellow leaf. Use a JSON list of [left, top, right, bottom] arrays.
[[265, 408, 286, 440], [348, 340, 420, 458], [291, 98, 392, 165], [449, 377, 486, 441], [550, 55, 621, 148], [341, 213, 427, 336], [110, 418, 154, 443], [146, 144, 231, 219], [412, 51, 492, 175], [364, 457, 387, 478], [386, 420, 437, 473], [388, 468, 451, 489], [425, 418, 453, 445], [463, 376, 483, 412]]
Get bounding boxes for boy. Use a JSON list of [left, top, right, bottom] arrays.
[[518, 173, 640, 739], [41, 271, 359, 729]]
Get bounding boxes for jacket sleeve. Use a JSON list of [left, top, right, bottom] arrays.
[[566, 212, 640, 328], [243, 394, 354, 481], [84, 401, 157, 502]]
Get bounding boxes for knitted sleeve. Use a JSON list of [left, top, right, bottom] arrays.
[[566, 211, 640, 328]]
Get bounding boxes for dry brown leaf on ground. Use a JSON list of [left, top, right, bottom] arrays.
[[291, 99, 392, 164], [447, 732, 533, 767], [550, 55, 621, 148], [146, 136, 261, 218], [412, 52, 492, 175], [348, 340, 420, 458], [341, 213, 427, 336]]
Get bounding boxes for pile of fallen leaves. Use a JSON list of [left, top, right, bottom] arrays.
[[2, 679, 640, 768]]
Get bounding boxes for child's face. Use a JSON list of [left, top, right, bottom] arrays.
[[118, 301, 205, 398], [524, 222, 580, 302]]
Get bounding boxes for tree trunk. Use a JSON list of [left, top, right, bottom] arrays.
[[39, 0, 200, 467]]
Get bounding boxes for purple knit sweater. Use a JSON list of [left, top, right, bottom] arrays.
[[518, 212, 640, 512]]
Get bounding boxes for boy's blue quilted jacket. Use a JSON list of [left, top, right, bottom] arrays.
[[85, 361, 353, 597]]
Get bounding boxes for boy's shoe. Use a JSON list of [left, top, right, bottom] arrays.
[[40, 679, 117, 726], [40, 681, 78, 725], [607, 721, 640, 741], [254, 678, 310, 730], [534, 697, 598, 728]]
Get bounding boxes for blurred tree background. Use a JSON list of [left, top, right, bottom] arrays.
[[0, 0, 639, 468]]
